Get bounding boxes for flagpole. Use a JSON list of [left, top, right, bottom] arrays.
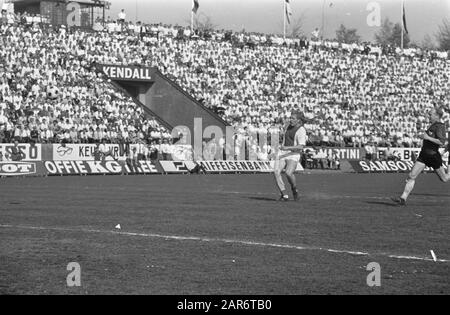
[[321, 0, 326, 40], [191, 0, 194, 34], [283, 0, 286, 39], [401, 0, 404, 50], [191, 9, 193, 33]]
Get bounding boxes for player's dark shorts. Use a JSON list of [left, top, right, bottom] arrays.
[[417, 151, 443, 169]]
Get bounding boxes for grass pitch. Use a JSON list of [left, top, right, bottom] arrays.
[[0, 172, 449, 294]]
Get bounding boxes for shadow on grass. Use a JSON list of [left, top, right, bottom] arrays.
[[247, 196, 302, 204], [365, 201, 399, 207], [247, 196, 278, 202], [412, 193, 450, 198]]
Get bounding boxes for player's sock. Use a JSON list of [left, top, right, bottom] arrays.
[[292, 188, 299, 201], [401, 179, 415, 201]]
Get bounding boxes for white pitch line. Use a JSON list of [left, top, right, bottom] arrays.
[[0, 224, 448, 263]]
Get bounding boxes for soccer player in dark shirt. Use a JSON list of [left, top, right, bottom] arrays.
[[446, 128, 450, 162], [392, 107, 449, 205]]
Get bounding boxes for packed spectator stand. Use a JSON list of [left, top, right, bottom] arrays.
[[0, 14, 171, 149]]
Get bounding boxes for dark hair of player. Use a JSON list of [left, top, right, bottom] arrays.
[[436, 107, 445, 119]]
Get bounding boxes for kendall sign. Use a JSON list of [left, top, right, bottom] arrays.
[[101, 65, 153, 82]]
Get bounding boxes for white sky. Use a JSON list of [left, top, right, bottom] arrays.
[[30, 0, 450, 43], [106, 0, 449, 43]]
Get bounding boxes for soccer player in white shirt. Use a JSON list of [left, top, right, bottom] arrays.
[[274, 111, 308, 201]]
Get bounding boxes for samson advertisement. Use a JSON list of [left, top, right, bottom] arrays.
[[350, 160, 442, 173]]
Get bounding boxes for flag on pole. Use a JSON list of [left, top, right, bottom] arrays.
[[192, 0, 199, 14], [285, 0, 293, 24], [402, 2, 408, 34]]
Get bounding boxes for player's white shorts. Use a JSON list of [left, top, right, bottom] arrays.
[[276, 151, 301, 163]]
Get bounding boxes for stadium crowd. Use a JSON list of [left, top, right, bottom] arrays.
[[0, 17, 172, 148], [96, 19, 449, 149], [0, 11, 449, 161]]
